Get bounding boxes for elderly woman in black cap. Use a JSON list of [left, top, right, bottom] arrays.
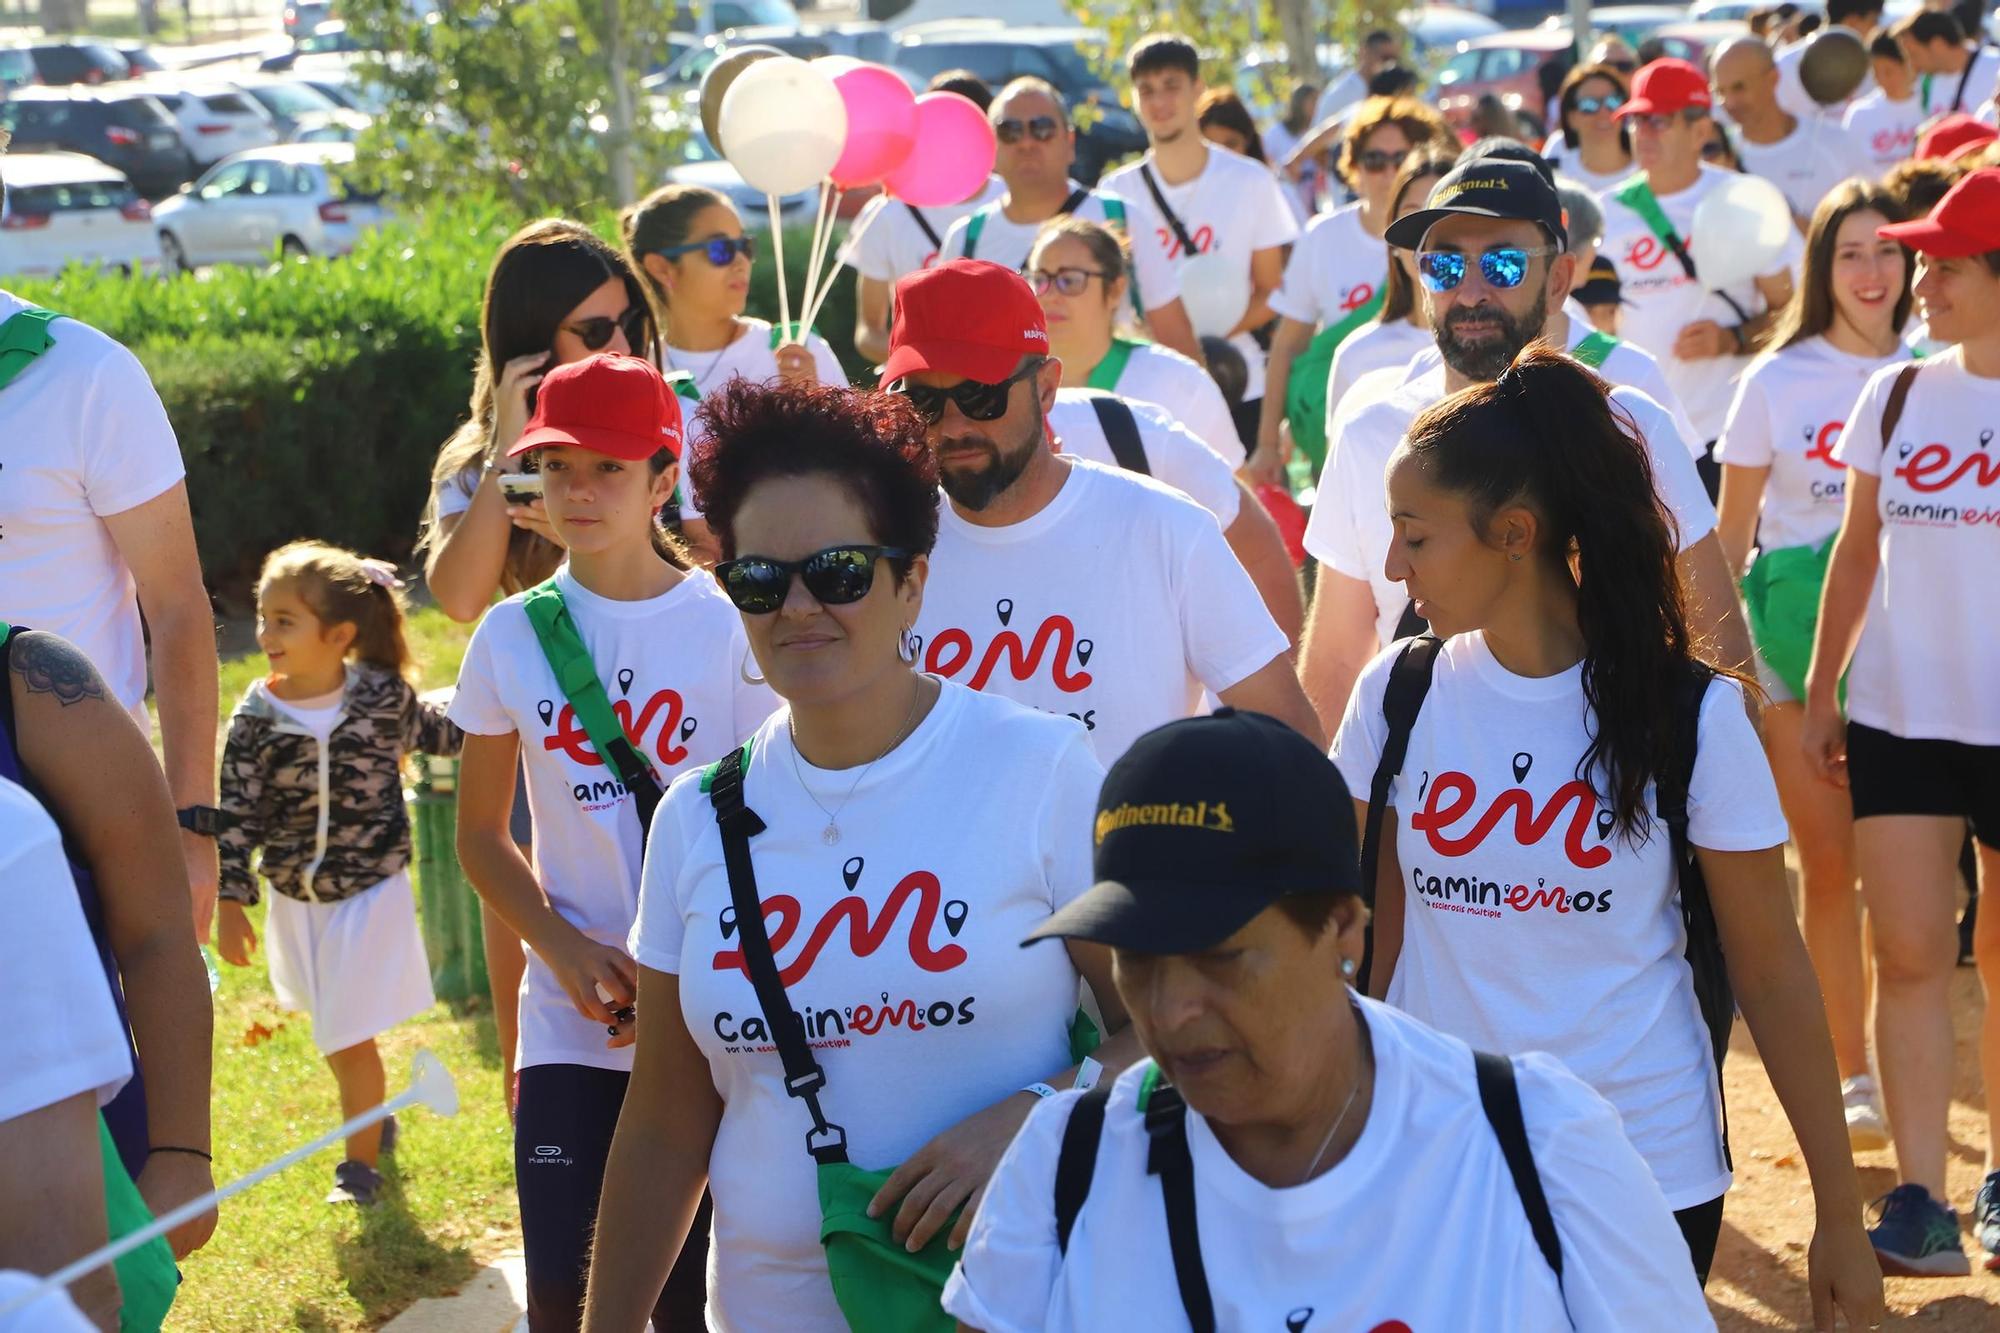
[[943, 709, 1712, 1332]]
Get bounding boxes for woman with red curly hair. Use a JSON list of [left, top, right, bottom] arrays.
[[584, 379, 1142, 1331]]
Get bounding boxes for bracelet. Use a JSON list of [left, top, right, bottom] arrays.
[[1730, 324, 1749, 354], [150, 1144, 212, 1162], [1022, 1082, 1061, 1100]]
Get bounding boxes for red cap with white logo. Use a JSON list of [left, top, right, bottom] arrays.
[[510, 353, 684, 461], [882, 259, 1052, 387], [1879, 168, 2000, 259], [1614, 58, 1713, 118]]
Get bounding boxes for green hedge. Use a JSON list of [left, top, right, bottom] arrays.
[[11, 199, 863, 603]]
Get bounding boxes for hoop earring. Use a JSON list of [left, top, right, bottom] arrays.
[[898, 625, 917, 665], [740, 647, 767, 686]]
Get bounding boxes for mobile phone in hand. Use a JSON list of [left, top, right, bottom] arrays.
[[499, 472, 545, 505]]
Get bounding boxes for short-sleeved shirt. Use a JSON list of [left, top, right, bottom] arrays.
[[1734, 113, 1867, 222], [1090, 339, 1245, 465], [838, 178, 1006, 285], [914, 458, 1289, 765], [662, 320, 846, 519], [1323, 319, 1433, 445], [1842, 90, 1926, 172], [939, 181, 1182, 314], [0, 290, 186, 724], [1267, 201, 1388, 330], [1048, 389, 1239, 523]]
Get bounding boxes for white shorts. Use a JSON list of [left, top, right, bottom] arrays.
[[267, 869, 435, 1056]]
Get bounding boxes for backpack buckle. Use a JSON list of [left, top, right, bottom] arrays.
[[806, 1121, 848, 1164], [785, 1068, 827, 1099]]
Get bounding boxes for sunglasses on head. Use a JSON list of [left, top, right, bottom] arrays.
[[1572, 92, 1626, 115], [1417, 245, 1558, 293], [656, 234, 756, 267], [1028, 266, 1109, 297], [714, 544, 911, 615], [1356, 146, 1410, 173], [563, 306, 648, 351], [891, 359, 1043, 425], [994, 115, 1062, 145]]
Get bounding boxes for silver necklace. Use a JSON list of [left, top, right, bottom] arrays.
[[788, 679, 926, 846], [1297, 1038, 1368, 1186]]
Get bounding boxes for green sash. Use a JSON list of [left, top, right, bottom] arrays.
[[1083, 336, 1143, 393], [0, 306, 59, 390], [1286, 289, 1387, 478], [1572, 329, 1619, 369]]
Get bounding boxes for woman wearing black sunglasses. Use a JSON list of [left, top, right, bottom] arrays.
[[1546, 63, 1636, 197], [585, 378, 1142, 1332]]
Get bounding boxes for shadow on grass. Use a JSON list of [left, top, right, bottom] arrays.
[[323, 1169, 481, 1326]]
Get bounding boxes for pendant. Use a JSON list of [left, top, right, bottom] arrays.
[[821, 823, 841, 846]]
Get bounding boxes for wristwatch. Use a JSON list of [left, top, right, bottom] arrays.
[[177, 805, 227, 837]]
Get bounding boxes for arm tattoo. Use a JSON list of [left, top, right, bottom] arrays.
[[10, 632, 110, 708]]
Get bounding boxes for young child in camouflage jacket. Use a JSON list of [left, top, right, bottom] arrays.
[[216, 541, 462, 1207]]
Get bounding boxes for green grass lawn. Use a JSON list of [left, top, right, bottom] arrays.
[[174, 606, 521, 1331]]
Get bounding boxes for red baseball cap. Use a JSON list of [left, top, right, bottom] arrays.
[[881, 258, 1052, 387], [1614, 59, 1713, 118], [510, 353, 684, 461], [1879, 167, 2000, 258], [1916, 112, 1998, 162]]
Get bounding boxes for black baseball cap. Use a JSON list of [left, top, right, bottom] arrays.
[[1573, 254, 1627, 307], [1383, 158, 1568, 252], [1023, 709, 1362, 955]]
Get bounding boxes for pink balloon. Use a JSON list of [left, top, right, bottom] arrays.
[[882, 92, 996, 207], [828, 64, 918, 189]]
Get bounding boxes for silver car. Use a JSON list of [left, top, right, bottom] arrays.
[[152, 142, 387, 271]]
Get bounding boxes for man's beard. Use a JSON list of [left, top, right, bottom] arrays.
[[1434, 290, 1550, 381], [936, 411, 1042, 511]]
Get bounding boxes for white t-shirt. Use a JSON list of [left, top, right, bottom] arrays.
[[0, 778, 132, 1126], [1310, 69, 1369, 128], [1260, 121, 1320, 220], [1734, 114, 1866, 223], [0, 290, 185, 725], [1599, 166, 1807, 442], [1267, 201, 1387, 330], [942, 998, 1715, 1333], [447, 568, 778, 1071], [1927, 47, 2000, 118], [1307, 365, 1718, 645], [1545, 148, 1637, 199], [939, 181, 1182, 314], [1715, 335, 1913, 551], [1324, 317, 1432, 441], [1833, 348, 2000, 745], [1842, 89, 1926, 172], [1090, 338, 1245, 465], [1101, 147, 1302, 402], [1048, 390, 1240, 524], [629, 681, 1103, 1332], [1333, 632, 1786, 1206], [914, 458, 1288, 765], [1776, 37, 1873, 122], [838, 178, 1006, 285]]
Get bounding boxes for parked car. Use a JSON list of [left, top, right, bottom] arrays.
[[289, 107, 372, 144], [283, 2, 335, 39], [226, 75, 346, 137], [0, 40, 130, 88], [0, 88, 192, 197], [153, 143, 388, 271], [1644, 20, 1750, 69], [1542, 5, 1683, 47], [1434, 27, 1576, 134], [260, 20, 373, 71], [0, 151, 160, 278], [669, 0, 800, 39], [130, 79, 281, 170], [889, 25, 1146, 184], [654, 118, 818, 226]]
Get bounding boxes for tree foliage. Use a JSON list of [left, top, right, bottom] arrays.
[[1072, 0, 1405, 101]]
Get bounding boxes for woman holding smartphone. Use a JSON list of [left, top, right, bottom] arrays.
[[418, 219, 656, 1114]]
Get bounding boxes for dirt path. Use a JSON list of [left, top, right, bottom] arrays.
[[1708, 967, 1995, 1328]]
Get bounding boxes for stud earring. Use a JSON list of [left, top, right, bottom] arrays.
[[1341, 957, 1357, 980]]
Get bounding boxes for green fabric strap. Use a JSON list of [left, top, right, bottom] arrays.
[[698, 740, 756, 794], [0, 306, 59, 392], [962, 205, 990, 259], [663, 369, 701, 402], [1612, 175, 1680, 253], [1136, 1060, 1165, 1113], [101, 1116, 177, 1332], [1285, 287, 1388, 475], [1084, 336, 1143, 393], [520, 580, 649, 793], [1572, 330, 1620, 369], [1098, 195, 1145, 317]]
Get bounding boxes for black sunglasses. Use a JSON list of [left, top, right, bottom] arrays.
[[1700, 133, 1734, 161], [1356, 146, 1409, 173], [656, 234, 755, 267], [563, 306, 648, 352], [891, 360, 1043, 425], [1604, 59, 1637, 74], [714, 544, 912, 615], [994, 115, 1062, 145]]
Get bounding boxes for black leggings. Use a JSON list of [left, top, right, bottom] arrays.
[[515, 1064, 710, 1332], [1676, 1194, 1726, 1286]]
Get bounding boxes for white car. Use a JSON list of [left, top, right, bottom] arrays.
[[130, 79, 280, 169], [0, 151, 161, 277], [152, 143, 387, 271]]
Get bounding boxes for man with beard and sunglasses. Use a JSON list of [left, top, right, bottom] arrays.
[[884, 259, 1321, 764], [1295, 158, 1749, 728], [941, 78, 1204, 365]]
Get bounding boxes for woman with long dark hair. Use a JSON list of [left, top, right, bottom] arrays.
[[1331, 348, 1881, 1318], [1715, 180, 1914, 1155], [1544, 63, 1635, 196]]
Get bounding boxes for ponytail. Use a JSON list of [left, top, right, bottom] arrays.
[[257, 541, 415, 681], [1400, 347, 1693, 840]]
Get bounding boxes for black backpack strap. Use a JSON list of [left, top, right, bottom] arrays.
[[1360, 636, 1443, 907], [1138, 163, 1200, 259], [1088, 393, 1150, 475], [903, 202, 942, 250], [1058, 185, 1089, 216], [706, 747, 848, 1165], [1474, 1050, 1567, 1292], [1142, 1085, 1216, 1333], [1392, 598, 1430, 642], [1878, 362, 1920, 455], [1053, 1078, 1113, 1255]]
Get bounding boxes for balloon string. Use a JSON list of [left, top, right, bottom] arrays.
[[799, 181, 835, 345], [768, 194, 792, 343], [798, 188, 859, 350]]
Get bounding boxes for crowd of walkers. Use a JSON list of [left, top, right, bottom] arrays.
[[4, 12, 2000, 1333]]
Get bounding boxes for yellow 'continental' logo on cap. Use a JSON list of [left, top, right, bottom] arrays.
[[1095, 801, 1235, 845], [1433, 177, 1509, 206]]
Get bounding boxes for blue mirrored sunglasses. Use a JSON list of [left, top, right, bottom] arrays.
[[1572, 92, 1626, 115], [656, 234, 755, 267], [1416, 245, 1558, 293]]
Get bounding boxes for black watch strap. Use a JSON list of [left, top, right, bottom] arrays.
[[177, 805, 227, 837]]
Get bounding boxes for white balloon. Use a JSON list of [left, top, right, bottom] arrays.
[[718, 56, 849, 197], [1178, 250, 1252, 340], [1689, 173, 1795, 295]]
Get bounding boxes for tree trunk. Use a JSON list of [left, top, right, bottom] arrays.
[[601, 0, 639, 207], [1275, 0, 1319, 84]]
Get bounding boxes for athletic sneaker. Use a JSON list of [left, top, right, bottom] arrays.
[[1867, 1183, 1969, 1276], [326, 1159, 382, 1207], [1976, 1171, 2000, 1273], [1841, 1075, 1890, 1152], [380, 1113, 398, 1156]]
